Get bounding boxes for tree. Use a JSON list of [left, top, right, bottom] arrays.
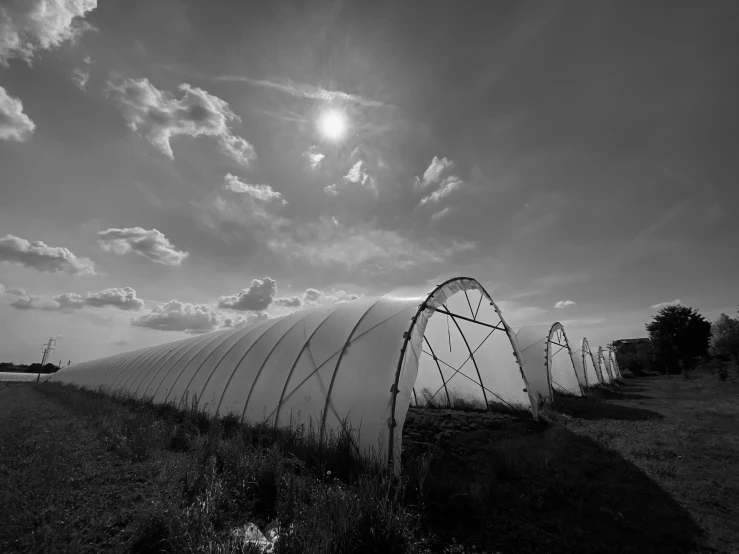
[[610, 339, 654, 375], [645, 305, 711, 374], [708, 313, 739, 366]]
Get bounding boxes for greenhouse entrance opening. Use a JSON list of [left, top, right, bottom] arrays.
[[409, 286, 530, 414]]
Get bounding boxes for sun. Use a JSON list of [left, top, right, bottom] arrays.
[[318, 109, 347, 141]]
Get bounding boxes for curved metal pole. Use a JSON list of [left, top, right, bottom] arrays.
[[442, 303, 489, 408], [423, 336, 452, 408]]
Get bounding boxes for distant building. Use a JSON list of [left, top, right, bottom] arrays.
[[612, 338, 650, 347]]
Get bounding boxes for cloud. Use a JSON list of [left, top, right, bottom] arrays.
[[202, 72, 387, 108], [302, 288, 360, 306], [326, 160, 377, 197], [0, 234, 96, 275], [216, 278, 352, 313], [419, 176, 464, 206], [221, 312, 269, 329], [274, 296, 302, 308], [219, 133, 256, 167], [305, 151, 325, 169], [344, 160, 368, 184], [554, 300, 577, 309], [223, 174, 285, 204], [217, 277, 277, 312], [104, 75, 254, 165], [71, 56, 92, 90], [0, 0, 98, 66], [7, 288, 58, 311], [84, 287, 144, 311], [4, 286, 144, 312], [651, 299, 681, 309], [54, 292, 86, 310], [131, 300, 220, 333], [429, 207, 452, 222], [0, 86, 36, 141], [414, 156, 453, 191], [269, 218, 477, 274], [111, 339, 130, 346], [97, 227, 189, 266], [194, 184, 290, 245]]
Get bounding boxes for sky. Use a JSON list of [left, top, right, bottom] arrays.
[[1, 0, 737, 365]]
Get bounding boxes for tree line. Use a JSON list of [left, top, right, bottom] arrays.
[[611, 305, 739, 379], [0, 362, 60, 374]]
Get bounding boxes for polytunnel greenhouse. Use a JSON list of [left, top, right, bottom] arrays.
[[49, 277, 536, 471], [514, 322, 583, 403], [570, 337, 602, 388]]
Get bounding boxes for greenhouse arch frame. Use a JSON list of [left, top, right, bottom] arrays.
[[514, 322, 583, 402]]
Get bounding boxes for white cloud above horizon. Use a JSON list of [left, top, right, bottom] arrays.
[[0, 0, 98, 67], [0, 86, 36, 141], [0, 234, 96, 275], [651, 299, 682, 309], [104, 75, 255, 165], [223, 173, 285, 204], [97, 227, 189, 266]]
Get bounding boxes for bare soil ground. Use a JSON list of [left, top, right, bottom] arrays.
[[0, 368, 737, 553]]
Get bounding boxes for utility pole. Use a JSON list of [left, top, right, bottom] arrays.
[[37, 337, 56, 383]]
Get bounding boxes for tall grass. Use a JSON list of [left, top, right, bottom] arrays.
[[32, 382, 435, 553], [416, 387, 532, 418]]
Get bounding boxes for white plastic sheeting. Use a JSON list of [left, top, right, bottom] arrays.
[[514, 323, 582, 401], [568, 339, 589, 390], [571, 338, 602, 387], [606, 348, 622, 381], [49, 277, 535, 471], [0, 372, 50, 382], [597, 347, 615, 384]]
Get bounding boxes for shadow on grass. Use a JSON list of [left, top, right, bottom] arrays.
[[402, 417, 703, 553], [551, 392, 664, 421], [588, 388, 656, 401]]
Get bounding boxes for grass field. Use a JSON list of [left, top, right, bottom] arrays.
[[0, 367, 736, 553]]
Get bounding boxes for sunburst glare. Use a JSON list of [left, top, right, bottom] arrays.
[[318, 109, 347, 141]]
